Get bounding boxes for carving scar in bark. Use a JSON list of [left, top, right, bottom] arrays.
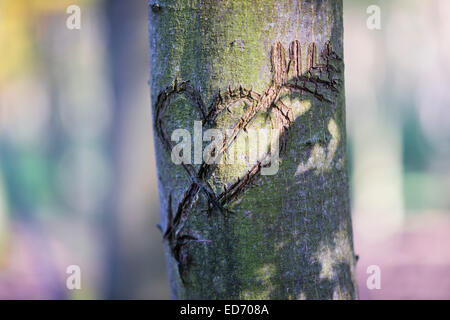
[[154, 40, 342, 282]]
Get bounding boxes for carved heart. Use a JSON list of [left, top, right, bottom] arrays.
[[153, 40, 342, 278]]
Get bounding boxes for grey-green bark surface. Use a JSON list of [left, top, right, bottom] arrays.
[[148, 0, 357, 299]]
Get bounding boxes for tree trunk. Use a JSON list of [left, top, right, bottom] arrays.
[[148, 0, 357, 299]]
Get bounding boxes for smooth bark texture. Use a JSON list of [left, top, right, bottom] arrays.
[[148, 0, 357, 299]]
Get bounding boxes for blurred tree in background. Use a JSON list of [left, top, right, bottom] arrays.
[[0, 0, 168, 299]]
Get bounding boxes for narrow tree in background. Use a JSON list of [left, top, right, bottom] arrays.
[[148, 0, 357, 299]]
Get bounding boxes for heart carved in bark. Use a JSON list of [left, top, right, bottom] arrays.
[[153, 40, 342, 279]]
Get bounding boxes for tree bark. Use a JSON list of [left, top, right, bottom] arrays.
[[148, 0, 357, 299]]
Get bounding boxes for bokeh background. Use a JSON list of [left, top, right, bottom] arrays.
[[0, 0, 449, 299]]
